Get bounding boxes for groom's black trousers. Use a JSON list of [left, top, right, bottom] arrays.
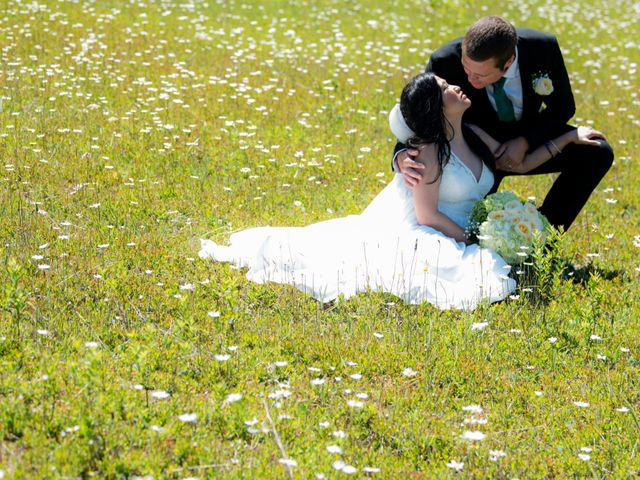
[[490, 135, 614, 232]]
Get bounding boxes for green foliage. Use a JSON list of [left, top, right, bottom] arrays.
[[0, 0, 639, 478]]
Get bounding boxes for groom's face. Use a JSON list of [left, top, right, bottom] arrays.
[[461, 51, 513, 89]]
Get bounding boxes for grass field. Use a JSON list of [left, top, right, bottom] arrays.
[[1, 0, 639, 477]]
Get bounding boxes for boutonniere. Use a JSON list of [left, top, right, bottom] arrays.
[[532, 72, 554, 96]]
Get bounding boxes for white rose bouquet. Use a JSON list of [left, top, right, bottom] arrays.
[[466, 192, 551, 264]]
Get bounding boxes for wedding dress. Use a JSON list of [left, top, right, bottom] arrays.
[[199, 152, 516, 310]]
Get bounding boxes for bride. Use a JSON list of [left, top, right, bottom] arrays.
[[200, 73, 605, 310]]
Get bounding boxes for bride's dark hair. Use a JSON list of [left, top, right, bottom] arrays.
[[400, 72, 452, 182]]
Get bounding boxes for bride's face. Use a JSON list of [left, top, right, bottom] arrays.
[[437, 76, 471, 117]]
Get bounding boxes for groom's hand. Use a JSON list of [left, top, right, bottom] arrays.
[[397, 148, 424, 187], [495, 137, 529, 172]]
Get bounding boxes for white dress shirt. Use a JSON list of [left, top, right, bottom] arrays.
[[486, 47, 523, 121]]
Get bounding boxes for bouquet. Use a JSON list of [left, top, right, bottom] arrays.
[[466, 191, 550, 264]]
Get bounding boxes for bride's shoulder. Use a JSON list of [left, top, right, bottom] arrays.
[[414, 143, 439, 165]]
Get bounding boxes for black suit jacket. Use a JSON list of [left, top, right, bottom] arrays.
[[393, 28, 576, 159]]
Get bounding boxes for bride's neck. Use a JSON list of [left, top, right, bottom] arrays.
[[444, 115, 464, 144]]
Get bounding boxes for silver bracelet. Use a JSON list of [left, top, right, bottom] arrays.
[[544, 142, 555, 157], [549, 140, 562, 156]]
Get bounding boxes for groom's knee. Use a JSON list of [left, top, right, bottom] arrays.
[[592, 140, 614, 176]]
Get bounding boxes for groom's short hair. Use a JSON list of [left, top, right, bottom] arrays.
[[463, 16, 517, 70]]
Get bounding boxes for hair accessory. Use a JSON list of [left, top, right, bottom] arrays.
[[389, 104, 415, 143]]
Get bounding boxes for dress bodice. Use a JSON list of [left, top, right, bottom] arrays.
[[438, 151, 494, 229]]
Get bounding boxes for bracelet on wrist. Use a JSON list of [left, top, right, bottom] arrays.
[[544, 142, 554, 158], [549, 140, 562, 156]]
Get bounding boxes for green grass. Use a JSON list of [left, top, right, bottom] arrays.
[[1, 0, 639, 477]]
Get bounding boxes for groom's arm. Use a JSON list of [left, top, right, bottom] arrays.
[[391, 141, 406, 171]]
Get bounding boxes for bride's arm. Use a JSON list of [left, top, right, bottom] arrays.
[[469, 124, 607, 173], [412, 144, 469, 244]]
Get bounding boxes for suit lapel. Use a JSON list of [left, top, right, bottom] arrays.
[[516, 37, 537, 118]]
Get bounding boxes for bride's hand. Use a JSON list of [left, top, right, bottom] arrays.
[[574, 126, 606, 145]]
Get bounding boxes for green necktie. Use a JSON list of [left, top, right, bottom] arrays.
[[491, 77, 515, 122]]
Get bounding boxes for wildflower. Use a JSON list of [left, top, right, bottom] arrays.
[[363, 467, 380, 473], [332, 461, 356, 474], [223, 393, 243, 404], [151, 390, 170, 399], [326, 445, 342, 454], [446, 460, 464, 471], [332, 460, 346, 471], [471, 322, 489, 330], [462, 405, 483, 414], [178, 413, 197, 423], [402, 368, 417, 377], [489, 449, 507, 461], [461, 431, 486, 441], [573, 401, 589, 408]]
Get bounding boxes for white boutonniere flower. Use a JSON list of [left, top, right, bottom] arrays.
[[532, 73, 554, 96]]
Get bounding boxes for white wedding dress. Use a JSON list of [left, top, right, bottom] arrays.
[[199, 152, 516, 310]]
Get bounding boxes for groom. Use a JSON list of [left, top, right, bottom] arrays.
[[394, 16, 613, 231]]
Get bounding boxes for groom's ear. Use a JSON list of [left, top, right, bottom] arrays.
[[502, 54, 516, 71]]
